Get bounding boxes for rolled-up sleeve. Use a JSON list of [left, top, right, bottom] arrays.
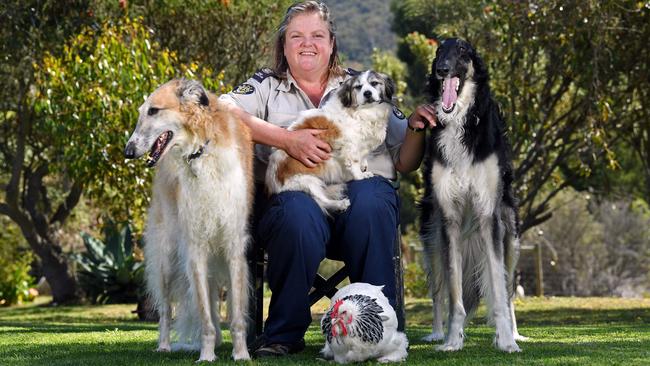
[[218, 75, 271, 120], [386, 106, 408, 165]]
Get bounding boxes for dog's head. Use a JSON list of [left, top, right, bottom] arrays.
[[337, 70, 395, 109], [124, 79, 210, 167], [428, 38, 487, 114]]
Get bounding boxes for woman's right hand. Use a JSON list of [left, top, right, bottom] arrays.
[[283, 129, 331, 168]]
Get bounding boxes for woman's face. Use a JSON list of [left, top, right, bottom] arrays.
[[283, 12, 334, 78]]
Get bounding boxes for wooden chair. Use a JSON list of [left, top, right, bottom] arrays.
[[246, 229, 406, 344]]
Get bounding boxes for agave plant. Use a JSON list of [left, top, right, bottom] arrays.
[[72, 221, 144, 304]]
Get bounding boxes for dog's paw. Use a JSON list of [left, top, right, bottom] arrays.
[[494, 334, 521, 353], [332, 199, 350, 211], [156, 345, 171, 352], [514, 332, 529, 342], [436, 338, 463, 352], [232, 349, 251, 361], [421, 331, 445, 342], [196, 353, 217, 363]]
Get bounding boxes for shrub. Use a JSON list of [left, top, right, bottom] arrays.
[[72, 220, 144, 304], [404, 262, 428, 298], [0, 245, 35, 306]]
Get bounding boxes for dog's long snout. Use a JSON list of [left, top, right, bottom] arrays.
[[124, 141, 137, 159]]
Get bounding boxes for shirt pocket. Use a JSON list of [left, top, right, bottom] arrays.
[[267, 111, 297, 128]]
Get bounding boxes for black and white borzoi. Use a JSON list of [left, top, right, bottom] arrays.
[[419, 38, 524, 352]]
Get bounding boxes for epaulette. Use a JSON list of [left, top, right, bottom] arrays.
[[345, 68, 361, 76], [252, 67, 278, 83]]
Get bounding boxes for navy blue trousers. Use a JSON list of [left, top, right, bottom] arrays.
[[254, 176, 399, 344]]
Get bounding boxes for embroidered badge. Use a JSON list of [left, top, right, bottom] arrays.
[[233, 83, 255, 95], [393, 106, 406, 120]]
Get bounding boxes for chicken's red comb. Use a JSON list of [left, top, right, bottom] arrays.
[[332, 298, 344, 315]]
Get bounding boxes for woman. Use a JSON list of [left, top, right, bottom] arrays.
[[220, 1, 436, 358]]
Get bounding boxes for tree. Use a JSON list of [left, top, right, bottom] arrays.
[[1, 0, 289, 303], [0, 0, 95, 304], [391, 0, 650, 232]]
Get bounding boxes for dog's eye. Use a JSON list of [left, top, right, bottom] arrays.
[[354, 85, 362, 90], [148, 107, 159, 116], [370, 81, 381, 87], [458, 45, 467, 53]]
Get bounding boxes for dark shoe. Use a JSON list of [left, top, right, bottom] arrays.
[[253, 338, 305, 358]]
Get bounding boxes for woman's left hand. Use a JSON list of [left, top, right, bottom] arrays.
[[408, 104, 437, 130]]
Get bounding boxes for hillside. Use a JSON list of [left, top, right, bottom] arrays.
[[325, 0, 397, 67]]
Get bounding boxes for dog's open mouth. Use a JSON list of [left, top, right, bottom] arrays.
[[441, 77, 461, 113], [146, 131, 173, 167]]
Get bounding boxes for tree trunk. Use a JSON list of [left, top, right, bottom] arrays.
[[31, 237, 83, 304]]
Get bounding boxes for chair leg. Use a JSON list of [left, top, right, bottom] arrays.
[[394, 230, 406, 332], [246, 245, 265, 345]]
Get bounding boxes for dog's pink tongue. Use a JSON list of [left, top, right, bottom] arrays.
[[442, 77, 459, 110]]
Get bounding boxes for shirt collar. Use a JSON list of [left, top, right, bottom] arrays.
[[277, 70, 347, 106]]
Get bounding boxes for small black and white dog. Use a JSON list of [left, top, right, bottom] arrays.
[[266, 70, 394, 213], [419, 38, 524, 352]]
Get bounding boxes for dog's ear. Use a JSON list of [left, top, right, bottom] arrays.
[[338, 78, 354, 108], [178, 79, 210, 107], [382, 74, 395, 102]]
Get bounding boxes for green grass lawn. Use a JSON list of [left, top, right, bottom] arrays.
[[1, 296, 649, 365]]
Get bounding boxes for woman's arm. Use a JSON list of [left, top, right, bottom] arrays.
[[227, 104, 331, 168], [394, 104, 437, 173]]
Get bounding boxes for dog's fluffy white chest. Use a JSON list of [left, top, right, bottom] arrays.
[[431, 151, 500, 217]]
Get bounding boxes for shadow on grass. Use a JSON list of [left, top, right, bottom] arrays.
[[406, 302, 650, 326]]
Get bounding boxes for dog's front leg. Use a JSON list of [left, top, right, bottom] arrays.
[[478, 215, 520, 352], [228, 234, 251, 361], [188, 252, 218, 362], [437, 218, 466, 351]]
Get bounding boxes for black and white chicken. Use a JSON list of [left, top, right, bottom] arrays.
[[321, 283, 408, 363]]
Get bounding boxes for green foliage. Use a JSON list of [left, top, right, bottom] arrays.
[[370, 48, 408, 103], [93, 0, 293, 86], [403, 262, 428, 298], [0, 251, 35, 307], [32, 17, 225, 226], [72, 220, 143, 304]]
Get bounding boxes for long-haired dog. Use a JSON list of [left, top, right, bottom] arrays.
[[124, 79, 253, 361], [419, 38, 524, 352], [265, 70, 394, 213]]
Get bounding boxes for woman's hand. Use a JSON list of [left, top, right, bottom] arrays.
[[283, 129, 331, 168], [408, 104, 438, 130]]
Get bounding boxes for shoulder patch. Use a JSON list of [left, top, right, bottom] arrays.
[[345, 68, 361, 76], [393, 106, 406, 120], [233, 83, 255, 95], [252, 68, 277, 83]]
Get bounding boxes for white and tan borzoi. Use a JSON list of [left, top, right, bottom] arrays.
[[419, 38, 525, 353], [124, 79, 253, 361], [266, 70, 394, 213]]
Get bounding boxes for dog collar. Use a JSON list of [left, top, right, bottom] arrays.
[[187, 140, 210, 163]]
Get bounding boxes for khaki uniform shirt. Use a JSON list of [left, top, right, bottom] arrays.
[[219, 68, 407, 183]]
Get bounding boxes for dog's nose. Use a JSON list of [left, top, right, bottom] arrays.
[[436, 65, 450, 77], [124, 142, 136, 159], [364, 90, 372, 99]]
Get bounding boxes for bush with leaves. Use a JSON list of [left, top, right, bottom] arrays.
[[72, 220, 143, 304], [0, 244, 35, 306]]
